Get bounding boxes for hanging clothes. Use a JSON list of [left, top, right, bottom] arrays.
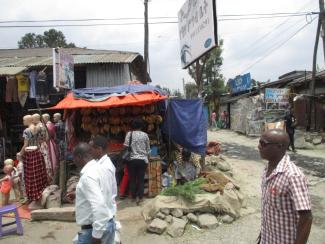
[[36, 71, 49, 104], [5, 76, 18, 103], [46, 122, 58, 176], [29, 71, 37, 99], [16, 73, 29, 107]]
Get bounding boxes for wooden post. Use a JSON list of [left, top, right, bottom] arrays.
[[144, 0, 149, 83], [59, 160, 66, 194]]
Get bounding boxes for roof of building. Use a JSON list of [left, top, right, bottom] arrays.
[[0, 48, 141, 69], [0, 66, 27, 76]]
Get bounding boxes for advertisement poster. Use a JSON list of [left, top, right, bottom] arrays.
[[178, 0, 218, 68], [265, 88, 290, 110], [229, 73, 252, 94], [53, 48, 75, 89]]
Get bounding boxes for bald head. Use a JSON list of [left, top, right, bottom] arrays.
[[73, 143, 93, 167], [262, 129, 290, 148], [23, 115, 32, 126], [53, 113, 62, 123], [42, 113, 50, 123], [259, 129, 289, 162]]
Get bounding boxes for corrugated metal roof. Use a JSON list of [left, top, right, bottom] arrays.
[[0, 48, 141, 68], [0, 66, 26, 75]]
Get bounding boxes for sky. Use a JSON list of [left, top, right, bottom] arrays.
[[0, 0, 324, 91]]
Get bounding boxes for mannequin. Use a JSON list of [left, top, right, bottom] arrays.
[[19, 115, 48, 210], [42, 113, 58, 180], [32, 113, 53, 181], [53, 113, 66, 161]]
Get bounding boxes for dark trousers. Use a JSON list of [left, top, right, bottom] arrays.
[[288, 131, 295, 150], [127, 159, 147, 199]]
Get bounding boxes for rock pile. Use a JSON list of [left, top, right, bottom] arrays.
[[147, 208, 235, 237], [295, 130, 325, 149]]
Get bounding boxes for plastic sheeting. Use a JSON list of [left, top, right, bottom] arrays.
[[73, 84, 167, 102], [162, 99, 208, 156]]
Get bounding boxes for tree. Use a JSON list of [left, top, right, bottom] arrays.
[[18, 29, 76, 48], [188, 40, 224, 97], [185, 83, 198, 99]]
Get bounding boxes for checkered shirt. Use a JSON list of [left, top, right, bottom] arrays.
[[260, 155, 311, 244]]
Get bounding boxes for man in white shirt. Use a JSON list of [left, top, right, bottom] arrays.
[[73, 142, 116, 244]]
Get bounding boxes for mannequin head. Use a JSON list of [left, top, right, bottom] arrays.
[[42, 113, 50, 123], [3, 164, 13, 175], [53, 113, 62, 123], [32, 114, 41, 124], [23, 115, 33, 126]]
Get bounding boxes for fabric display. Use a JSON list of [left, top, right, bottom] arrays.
[[23, 149, 48, 201], [36, 71, 49, 104], [16, 74, 29, 107], [5, 76, 18, 103], [29, 70, 37, 99], [148, 158, 162, 197]]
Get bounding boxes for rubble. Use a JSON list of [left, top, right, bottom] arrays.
[[167, 217, 187, 237], [165, 215, 173, 224], [31, 207, 75, 222], [313, 136, 323, 145], [160, 208, 170, 215], [222, 215, 235, 224], [156, 212, 166, 220], [187, 213, 198, 223], [147, 218, 168, 234], [171, 209, 183, 218], [197, 214, 219, 229]]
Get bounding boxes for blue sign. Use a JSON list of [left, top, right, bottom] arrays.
[[229, 73, 252, 94]]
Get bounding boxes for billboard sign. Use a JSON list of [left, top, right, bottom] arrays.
[[229, 73, 252, 94], [178, 0, 218, 68], [265, 88, 290, 110], [53, 48, 75, 89]]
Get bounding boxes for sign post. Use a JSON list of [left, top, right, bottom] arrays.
[[178, 0, 218, 69], [53, 48, 75, 90], [265, 88, 290, 110]]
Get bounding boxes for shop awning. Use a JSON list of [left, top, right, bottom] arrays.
[[0, 66, 26, 76], [50, 91, 167, 110]]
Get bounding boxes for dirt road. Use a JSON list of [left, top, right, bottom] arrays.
[[4, 130, 325, 244]]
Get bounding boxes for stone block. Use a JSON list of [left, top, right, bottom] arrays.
[[31, 207, 75, 222], [197, 214, 219, 229], [147, 218, 168, 235], [167, 217, 187, 237], [171, 208, 183, 218]]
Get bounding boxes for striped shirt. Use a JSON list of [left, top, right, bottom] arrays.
[[260, 155, 311, 244]]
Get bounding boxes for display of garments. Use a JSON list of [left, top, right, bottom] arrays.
[[22, 127, 38, 147], [55, 120, 66, 161], [36, 71, 49, 104], [23, 149, 48, 201], [0, 176, 12, 194], [16, 74, 29, 92], [47, 122, 58, 175], [5, 76, 18, 103], [18, 92, 28, 107], [29, 71, 37, 99]]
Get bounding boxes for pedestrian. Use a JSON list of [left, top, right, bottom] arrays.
[[210, 111, 217, 129], [72, 142, 116, 244], [124, 118, 150, 205], [285, 108, 297, 152], [220, 111, 226, 129], [257, 129, 312, 244]]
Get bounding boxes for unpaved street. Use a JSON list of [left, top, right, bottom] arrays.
[[4, 130, 325, 244]]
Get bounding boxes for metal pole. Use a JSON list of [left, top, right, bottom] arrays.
[[144, 0, 149, 83], [319, 0, 325, 61]]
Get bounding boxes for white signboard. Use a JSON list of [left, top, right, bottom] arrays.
[[53, 48, 75, 89], [178, 0, 218, 68]]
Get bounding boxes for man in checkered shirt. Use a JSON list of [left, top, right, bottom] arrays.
[[258, 129, 312, 244]]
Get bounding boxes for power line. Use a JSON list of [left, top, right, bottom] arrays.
[[0, 12, 318, 28], [240, 17, 317, 73]]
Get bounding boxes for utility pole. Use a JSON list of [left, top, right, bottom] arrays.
[[144, 0, 149, 83], [309, 1, 324, 130]]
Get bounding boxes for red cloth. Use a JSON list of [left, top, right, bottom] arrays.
[[206, 141, 221, 155], [50, 92, 167, 110], [119, 167, 129, 196], [0, 177, 12, 194], [23, 149, 48, 201]]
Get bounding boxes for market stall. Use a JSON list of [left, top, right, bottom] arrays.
[[50, 84, 168, 198]]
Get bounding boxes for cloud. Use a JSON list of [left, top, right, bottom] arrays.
[[0, 0, 323, 90]]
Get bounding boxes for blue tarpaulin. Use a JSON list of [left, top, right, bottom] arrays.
[[162, 99, 208, 156], [73, 84, 167, 101]]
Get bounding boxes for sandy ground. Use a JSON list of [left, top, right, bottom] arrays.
[[3, 130, 325, 244]]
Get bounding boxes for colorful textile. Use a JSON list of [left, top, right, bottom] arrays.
[[124, 131, 150, 164], [148, 158, 162, 197], [260, 155, 311, 244], [5, 76, 18, 103], [23, 149, 48, 201], [47, 122, 58, 174], [29, 71, 37, 99], [119, 167, 129, 196], [0, 177, 12, 194], [16, 74, 29, 92]]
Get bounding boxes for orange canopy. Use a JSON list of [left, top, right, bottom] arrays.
[[50, 92, 167, 110]]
